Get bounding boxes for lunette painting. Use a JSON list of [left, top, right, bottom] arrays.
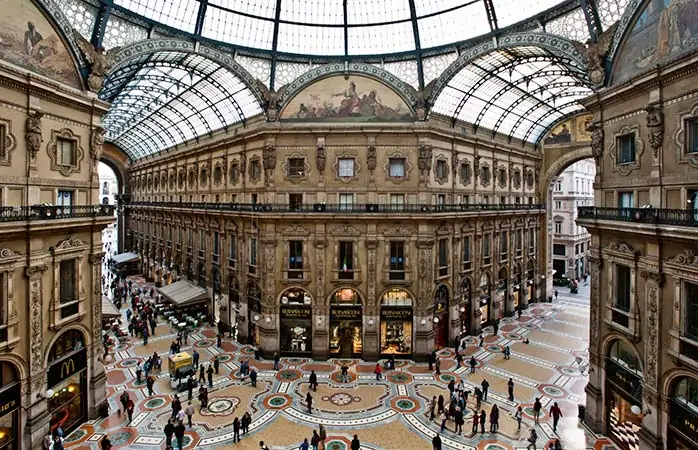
[[544, 121, 573, 145], [613, 0, 698, 83], [280, 75, 414, 122], [0, 0, 81, 88]]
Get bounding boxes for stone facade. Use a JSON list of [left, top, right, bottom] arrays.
[[126, 119, 546, 360]]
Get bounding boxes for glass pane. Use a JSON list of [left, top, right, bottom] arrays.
[[417, 3, 490, 49], [276, 23, 345, 55], [114, 0, 199, 33], [202, 7, 275, 50], [492, 0, 564, 28], [347, 22, 415, 55], [279, 0, 344, 24]]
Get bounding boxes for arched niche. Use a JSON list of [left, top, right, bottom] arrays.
[[478, 272, 492, 327], [46, 329, 88, 434], [246, 282, 262, 347], [279, 287, 313, 305], [605, 338, 644, 448], [329, 288, 362, 305], [458, 277, 473, 335]]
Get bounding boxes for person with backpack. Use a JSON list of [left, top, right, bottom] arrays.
[[527, 427, 538, 450]]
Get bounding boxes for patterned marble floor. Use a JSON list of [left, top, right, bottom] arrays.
[[66, 281, 617, 450]]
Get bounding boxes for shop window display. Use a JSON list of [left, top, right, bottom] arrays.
[[670, 377, 698, 449], [0, 362, 19, 450], [47, 331, 88, 435], [329, 288, 363, 358], [433, 284, 449, 349], [478, 272, 492, 326], [380, 289, 413, 357], [280, 288, 313, 354], [606, 340, 643, 450]]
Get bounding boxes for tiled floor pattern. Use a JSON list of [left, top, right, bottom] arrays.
[[68, 279, 616, 450]]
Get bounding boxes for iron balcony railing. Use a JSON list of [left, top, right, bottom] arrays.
[[0, 205, 115, 222], [578, 206, 698, 228], [126, 201, 545, 214]]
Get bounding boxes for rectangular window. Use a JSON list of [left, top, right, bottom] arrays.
[[554, 221, 562, 234], [529, 229, 535, 253], [555, 180, 562, 191], [437, 194, 446, 206], [483, 233, 491, 265], [617, 133, 636, 164], [436, 160, 447, 179], [389, 241, 405, 280], [555, 200, 562, 209], [213, 232, 219, 264], [462, 236, 471, 271], [498, 169, 507, 186], [553, 244, 566, 256], [684, 282, 698, 340], [57, 190, 73, 207], [338, 241, 354, 280], [338, 158, 355, 177], [390, 194, 405, 211], [618, 191, 634, 208], [575, 244, 579, 254], [581, 242, 585, 253], [288, 240, 303, 279], [461, 195, 470, 205], [188, 230, 193, 254], [57, 138, 76, 166], [199, 230, 206, 258], [615, 265, 631, 312], [500, 231, 508, 261], [0, 124, 5, 159], [339, 193, 354, 211], [0, 273, 5, 334], [500, 196, 506, 205], [687, 118, 698, 154], [230, 164, 239, 182], [287, 158, 306, 177], [515, 230, 522, 257], [289, 193, 303, 210], [438, 238, 448, 277], [228, 237, 236, 269], [251, 161, 261, 179], [59, 260, 75, 303], [389, 158, 406, 177], [249, 237, 257, 274]]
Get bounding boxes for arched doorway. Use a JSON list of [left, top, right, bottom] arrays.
[[496, 267, 508, 319], [379, 288, 413, 358], [197, 262, 206, 288], [605, 339, 643, 450], [47, 330, 88, 435], [279, 287, 313, 355], [433, 284, 449, 350], [458, 277, 472, 336], [526, 260, 535, 304], [246, 283, 262, 346], [212, 268, 221, 324], [329, 288, 363, 358], [512, 263, 523, 314], [669, 376, 698, 449], [478, 272, 492, 327], [0, 361, 20, 450]]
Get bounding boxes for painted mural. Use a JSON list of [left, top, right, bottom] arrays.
[[544, 120, 572, 144], [0, 0, 80, 88], [613, 0, 698, 83], [576, 113, 594, 142], [280, 75, 414, 122]]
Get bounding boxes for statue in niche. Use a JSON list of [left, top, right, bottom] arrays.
[[25, 110, 43, 160], [572, 21, 619, 86], [316, 145, 326, 173], [262, 144, 276, 185], [588, 121, 604, 159], [91, 126, 106, 161], [418, 144, 433, 182], [73, 31, 121, 92], [366, 145, 377, 172], [645, 104, 664, 157]]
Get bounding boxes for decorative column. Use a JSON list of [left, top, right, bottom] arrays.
[[88, 253, 107, 418], [414, 240, 434, 361], [638, 270, 665, 450], [363, 238, 379, 361], [450, 236, 461, 341], [259, 237, 278, 357], [585, 254, 604, 433], [471, 228, 482, 336], [312, 239, 328, 361], [24, 264, 50, 450]]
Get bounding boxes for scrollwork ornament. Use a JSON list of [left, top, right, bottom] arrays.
[[366, 145, 377, 173], [316, 145, 326, 173], [367, 244, 377, 306], [645, 286, 658, 389], [30, 278, 43, 372]]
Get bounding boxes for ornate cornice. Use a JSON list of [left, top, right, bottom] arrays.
[[640, 270, 665, 287], [25, 265, 48, 278]]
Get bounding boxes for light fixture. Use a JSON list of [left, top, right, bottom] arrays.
[[253, 314, 260, 322], [316, 317, 323, 325], [630, 405, 641, 415], [460, 306, 466, 312], [433, 317, 440, 323], [368, 318, 374, 326], [420, 318, 427, 325], [265, 316, 272, 323]]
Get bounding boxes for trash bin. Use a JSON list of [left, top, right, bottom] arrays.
[[578, 404, 585, 420]]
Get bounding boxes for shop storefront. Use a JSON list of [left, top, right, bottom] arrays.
[[478, 273, 492, 327], [512, 268, 522, 313], [433, 284, 449, 349], [47, 330, 88, 435], [669, 377, 698, 450], [380, 289, 413, 358], [526, 261, 535, 304], [605, 340, 643, 450], [495, 268, 507, 319], [329, 288, 363, 358], [458, 278, 471, 336], [0, 362, 20, 450], [279, 288, 313, 355], [247, 283, 261, 346]]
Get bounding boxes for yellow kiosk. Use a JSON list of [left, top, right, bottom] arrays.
[[168, 352, 196, 391]]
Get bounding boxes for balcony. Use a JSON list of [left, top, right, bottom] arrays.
[[126, 201, 544, 217], [578, 207, 698, 228], [0, 205, 115, 222]]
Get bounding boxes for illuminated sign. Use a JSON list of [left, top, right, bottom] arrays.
[[280, 306, 311, 319], [606, 359, 642, 402], [48, 348, 87, 387], [380, 307, 413, 320], [0, 383, 20, 419], [330, 307, 362, 321], [671, 401, 698, 445]]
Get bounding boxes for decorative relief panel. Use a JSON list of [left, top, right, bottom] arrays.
[[0, 117, 17, 166], [47, 128, 85, 177], [604, 240, 637, 257], [609, 124, 644, 176], [674, 102, 698, 168], [330, 225, 362, 236], [26, 264, 48, 374]]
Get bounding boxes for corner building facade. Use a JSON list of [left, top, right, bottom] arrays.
[[127, 110, 546, 361]]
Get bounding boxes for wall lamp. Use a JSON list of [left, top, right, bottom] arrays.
[[631, 405, 651, 416]]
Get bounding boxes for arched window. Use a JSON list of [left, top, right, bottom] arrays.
[[49, 330, 85, 363], [280, 287, 311, 305], [381, 288, 412, 306], [608, 340, 642, 377], [459, 278, 471, 301], [330, 288, 361, 305], [674, 377, 698, 413], [0, 361, 18, 386]]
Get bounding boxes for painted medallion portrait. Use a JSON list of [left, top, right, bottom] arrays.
[[280, 75, 414, 122]]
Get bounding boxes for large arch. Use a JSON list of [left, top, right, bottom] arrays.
[[0, 354, 28, 382], [601, 333, 643, 369], [662, 368, 698, 397], [43, 325, 91, 368]]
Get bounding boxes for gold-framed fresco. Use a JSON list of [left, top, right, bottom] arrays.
[[280, 75, 414, 122], [543, 113, 595, 144], [544, 121, 573, 144], [0, 0, 81, 88]]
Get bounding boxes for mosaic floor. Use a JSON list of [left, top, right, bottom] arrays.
[[67, 280, 617, 450]]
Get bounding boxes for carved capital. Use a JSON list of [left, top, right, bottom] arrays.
[[641, 270, 665, 286], [25, 265, 48, 278]]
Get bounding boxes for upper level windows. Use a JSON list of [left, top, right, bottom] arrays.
[[616, 133, 636, 164]]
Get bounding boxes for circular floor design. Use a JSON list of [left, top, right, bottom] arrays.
[[387, 371, 413, 384], [143, 397, 167, 409], [109, 430, 133, 446], [276, 369, 302, 382], [322, 392, 362, 406], [390, 396, 420, 413], [263, 393, 293, 410], [200, 397, 240, 415], [63, 429, 87, 443]]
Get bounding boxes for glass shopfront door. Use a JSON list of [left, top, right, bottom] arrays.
[[280, 305, 312, 354], [380, 307, 413, 357]]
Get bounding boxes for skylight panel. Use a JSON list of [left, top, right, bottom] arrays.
[[279, 0, 344, 24], [347, 22, 416, 55], [114, 0, 199, 33], [492, 0, 563, 28], [417, 2, 490, 48], [276, 23, 344, 55]]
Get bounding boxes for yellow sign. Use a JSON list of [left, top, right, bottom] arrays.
[[61, 359, 76, 378]]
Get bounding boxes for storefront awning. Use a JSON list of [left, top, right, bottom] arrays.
[[157, 280, 209, 308], [111, 252, 140, 265], [102, 297, 121, 319]]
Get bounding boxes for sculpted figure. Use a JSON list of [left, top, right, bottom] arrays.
[[255, 79, 285, 120], [645, 104, 664, 155], [74, 31, 121, 92], [572, 22, 619, 86], [91, 126, 106, 161], [25, 110, 43, 159]]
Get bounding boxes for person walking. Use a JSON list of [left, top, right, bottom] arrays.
[[470, 356, 477, 373], [259, 441, 270, 450], [374, 363, 382, 380], [100, 435, 112, 450], [318, 424, 327, 450], [309, 370, 318, 391], [171, 395, 181, 421], [454, 407, 464, 435], [533, 397, 542, 424], [526, 427, 538, 450], [350, 435, 360, 450], [439, 410, 448, 432], [428, 396, 437, 420], [550, 402, 563, 432], [187, 376, 194, 401], [207, 365, 214, 388], [341, 364, 349, 383], [185, 401, 195, 427], [299, 439, 310, 450], [490, 404, 500, 433], [164, 420, 175, 449], [232, 417, 241, 443], [554, 289, 558, 300], [250, 368, 258, 387], [311, 430, 320, 450], [146, 375, 155, 396], [515, 406, 523, 431], [481, 379, 489, 401], [472, 409, 479, 433], [198, 365, 205, 384], [125, 398, 135, 423], [435, 356, 441, 375], [508, 378, 515, 401], [192, 350, 200, 369], [432, 433, 442, 450], [273, 352, 280, 371], [242, 412, 251, 435], [174, 421, 185, 450], [306, 392, 313, 413], [479, 410, 486, 433], [213, 355, 220, 374]]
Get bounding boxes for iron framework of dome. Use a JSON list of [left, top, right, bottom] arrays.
[[52, 0, 631, 159]]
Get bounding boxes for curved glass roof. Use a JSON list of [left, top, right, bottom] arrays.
[[100, 51, 262, 159]]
